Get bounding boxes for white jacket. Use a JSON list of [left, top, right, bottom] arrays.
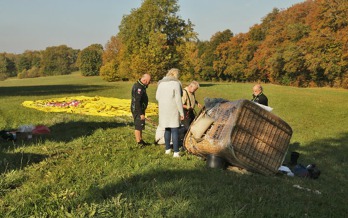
[[156, 77, 184, 128]]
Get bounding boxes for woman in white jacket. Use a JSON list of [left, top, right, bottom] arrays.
[[156, 68, 184, 157]]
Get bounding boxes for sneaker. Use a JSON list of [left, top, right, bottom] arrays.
[[173, 152, 180, 158], [165, 149, 171, 154]]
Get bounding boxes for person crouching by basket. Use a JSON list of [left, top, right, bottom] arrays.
[[182, 81, 202, 130], [156, 68, 184, 158], [251, 84, 268, 106], [131, 73, 151, 148]]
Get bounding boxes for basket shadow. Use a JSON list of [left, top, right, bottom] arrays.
[[286, 132, 348, 180], [0, 152, 48, 174], [81, 133, 348, 216]]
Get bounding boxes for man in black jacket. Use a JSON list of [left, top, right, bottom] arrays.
[[251, 84, 268, 106], [131, 74, 151, 147]]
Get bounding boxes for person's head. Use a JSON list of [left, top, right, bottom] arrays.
[[252, 84, 263, 96], [187, 81, 200, 93], [140, 74, 151, 86], [166, 68, 180, 79]]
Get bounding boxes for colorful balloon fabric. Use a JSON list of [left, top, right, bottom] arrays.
[[22, 96, 158, 117]]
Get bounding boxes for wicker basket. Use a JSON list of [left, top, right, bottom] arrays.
[[184, 99, 293, 175]]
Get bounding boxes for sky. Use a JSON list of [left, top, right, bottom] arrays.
[[0, 0, 305, 54]]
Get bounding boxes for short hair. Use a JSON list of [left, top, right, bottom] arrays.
[[166, 68, 180, 79], [258, 85, 263, 92], [141, 73, 151, 84], [189, 80, 200, 89], [253, 84, 263, 92], [141, 73, 151, 80]]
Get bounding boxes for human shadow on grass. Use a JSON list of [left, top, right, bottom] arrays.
[[284, 132, 348, 200], [0, 120, 130, 149], [46, 120, 130, 143], [0, 85, 110, 97], [0, 151, 48, 174]]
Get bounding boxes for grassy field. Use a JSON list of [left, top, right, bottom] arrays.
[[0, 72, 347, 217]]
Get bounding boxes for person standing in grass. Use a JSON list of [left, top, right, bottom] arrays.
[[251, 84, 268, 106], [156, 68, 184, 158], [131, 73, 151, 147], [182, 80, 202, 130]]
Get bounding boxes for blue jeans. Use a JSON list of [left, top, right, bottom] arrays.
[[164, 127, 179, 152]]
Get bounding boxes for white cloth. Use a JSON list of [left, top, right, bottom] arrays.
[[156, 77, 184, 128], [155, 125, 173, 144], [278, 165, 294, 177], [155, 126, 165, 144], [254, 102, 273, 112]]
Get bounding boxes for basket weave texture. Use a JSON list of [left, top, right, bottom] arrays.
[[184, 99, 293, 175]]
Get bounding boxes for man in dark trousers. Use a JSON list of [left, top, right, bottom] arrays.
[[131, 73, 151, 147], [251, 84, 268, 106]]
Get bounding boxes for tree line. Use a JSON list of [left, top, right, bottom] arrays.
[[0, 0, 347, 88]]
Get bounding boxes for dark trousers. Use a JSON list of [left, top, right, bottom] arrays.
[[182, 109, 195, 130]]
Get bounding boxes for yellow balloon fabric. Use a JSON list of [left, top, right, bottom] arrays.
[[22, 96, 158, 117]]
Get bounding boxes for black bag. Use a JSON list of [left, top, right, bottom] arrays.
[[0, 130, 15, 141], [178, 124, 187, 147]]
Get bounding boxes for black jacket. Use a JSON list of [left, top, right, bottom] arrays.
[[131, 79, 148, 115], [251, 93, 268, 106]]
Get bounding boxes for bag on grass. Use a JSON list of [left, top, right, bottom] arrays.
[[0, 130, 15, 141]]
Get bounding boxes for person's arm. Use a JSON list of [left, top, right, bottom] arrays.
[[195, 99, 202, 108], [133, 86, 144, 116]]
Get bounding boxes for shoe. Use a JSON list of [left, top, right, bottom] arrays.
[[137, 140, 146, 148], [173, 152, 180, 158], [141, 140, 151, 145], [138, 140, 150, 148], [165, 149, 171, 154]]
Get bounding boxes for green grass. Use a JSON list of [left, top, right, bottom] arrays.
[[0, 72, 347, 217]]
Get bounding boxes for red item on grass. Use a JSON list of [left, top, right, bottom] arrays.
[[32, 125, 50, 134]]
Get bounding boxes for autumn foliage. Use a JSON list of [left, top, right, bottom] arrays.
[[0, 0, 347, 88], [211, 0, 348, 87]]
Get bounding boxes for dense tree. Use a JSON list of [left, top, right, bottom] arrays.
[[78, 44, 103, 76], [17, 54, 31, 73], [100, 36, 127, 81], [198, 29, 233, 81], [2, 0, 347, 88], [0, 53, 16, 80], [101, 0, 197, 81], [40, 45, 78, 76], [212, 0, 348, 87], [16, 50, 42, 78], [177, 40, 200, 81]]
